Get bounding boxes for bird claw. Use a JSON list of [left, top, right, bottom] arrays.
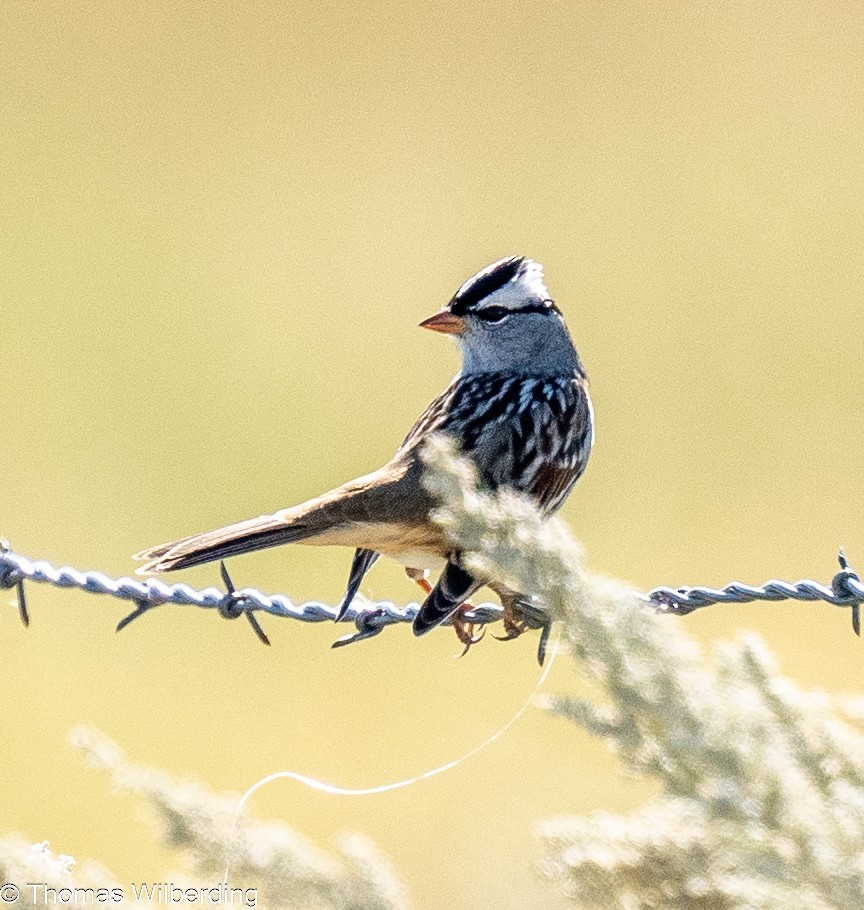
[[493, 606, 552, 664], [452, 608, 485, 657], [490, 596, 530, 642], [491, 594, 551, 663], [493, 628, 524, 642]]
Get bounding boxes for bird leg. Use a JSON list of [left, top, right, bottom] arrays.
[[405, 567, 485, 654]]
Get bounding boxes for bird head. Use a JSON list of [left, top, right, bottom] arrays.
[[420, 256, 580, 375]]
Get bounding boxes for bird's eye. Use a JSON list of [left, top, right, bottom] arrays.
[[475, 306, 510, 324]]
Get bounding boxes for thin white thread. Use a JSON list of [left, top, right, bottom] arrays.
[[221, 630, 560, 883]]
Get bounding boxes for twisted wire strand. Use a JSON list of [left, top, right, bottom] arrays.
[[630, 548, 862, 638], [0, 541, 504, 647], [0, 541, 861, 646]]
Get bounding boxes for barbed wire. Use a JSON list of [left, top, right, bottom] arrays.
[[0, 540, 861, 652]]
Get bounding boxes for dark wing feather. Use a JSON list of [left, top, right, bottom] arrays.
[[335, 548, 380, 621], [413, 558, 480, 636]]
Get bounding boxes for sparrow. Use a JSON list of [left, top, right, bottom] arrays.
[[134, 256, 594, 656]]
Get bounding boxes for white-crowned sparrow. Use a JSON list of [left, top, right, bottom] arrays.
[[135, 257, 594, 655]]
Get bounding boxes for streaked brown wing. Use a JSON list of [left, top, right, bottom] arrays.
[[529, 461, 582, 513], [527, 379, 593, 513]]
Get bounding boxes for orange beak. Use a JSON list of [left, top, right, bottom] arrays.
[[419, 309, 466, 335]]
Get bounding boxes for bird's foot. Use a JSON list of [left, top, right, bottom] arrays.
[[493, 613, 529, 642], [489, 588, 550, 651], [452, 608, 486, 657], [491, 589, 531, 642], [492, 591, 552, 664]]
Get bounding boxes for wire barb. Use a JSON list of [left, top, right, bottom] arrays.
[[0, 538, 28, 627], [219, 561, 270, 646], [116, 600, 154, 633], [1, 541, 862, 650], [832, 548, 860, 636]]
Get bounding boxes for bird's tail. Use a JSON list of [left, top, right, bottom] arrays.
[[134, 463, 408, 576], [133, 511, 316, 574]]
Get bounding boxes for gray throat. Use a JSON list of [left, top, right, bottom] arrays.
[[460, 317, 585, 377]]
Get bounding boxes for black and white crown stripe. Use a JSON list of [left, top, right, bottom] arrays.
[[449, 256, 559, 317]]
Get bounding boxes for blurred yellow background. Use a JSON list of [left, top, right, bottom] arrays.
[[2, 1, 864, 907]]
